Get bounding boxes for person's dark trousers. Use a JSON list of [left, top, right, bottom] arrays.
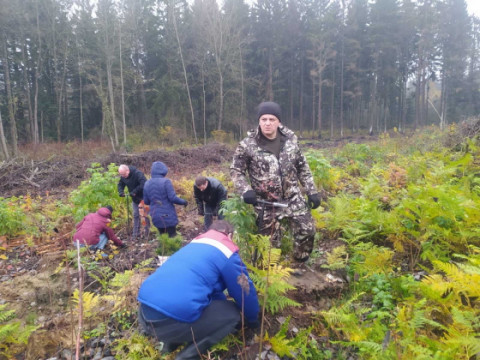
[[203, 204, 224, 232], [156, 226, 177, 238], [132, 201, 151, 239], [138, 300, 241, 360]]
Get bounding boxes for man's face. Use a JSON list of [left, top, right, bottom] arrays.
[[198, 181, 208, 191], [119, 168, 130, 178], [259, 114, 280, 139]]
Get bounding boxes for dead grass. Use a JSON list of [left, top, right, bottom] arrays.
[[19, 140, 113, 162]]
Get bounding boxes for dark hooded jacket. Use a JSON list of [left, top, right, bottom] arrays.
[[143, 161, 187, 229], [73, 207, 122, 246], [117, 165, 147, 204]]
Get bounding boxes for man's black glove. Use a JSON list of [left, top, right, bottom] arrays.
[[243, 190, 257, 205], [307, 193, 321, 209], [183, 201, 188, 207], [119, 193, 125, 197]]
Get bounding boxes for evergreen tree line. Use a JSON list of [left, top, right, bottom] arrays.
[[0, 0, 478, 157]]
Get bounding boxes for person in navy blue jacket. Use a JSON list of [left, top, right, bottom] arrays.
[[137, 220, 260, 360], [143, 161, 188, 238]]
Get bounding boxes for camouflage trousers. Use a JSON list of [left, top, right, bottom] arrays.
[[256, 207, 316, 261]]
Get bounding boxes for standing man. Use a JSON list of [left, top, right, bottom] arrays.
[[118, 164, 151, 240], [137, 220, 259, 359], [194, 176, 228, 231], [230, 101, 321, 263]]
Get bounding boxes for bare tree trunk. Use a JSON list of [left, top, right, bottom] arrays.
[[330, 61, 335, 139], [239, 45, 246, 137], [104, 18, 119, 147], [441, 79, 448, 128], [201, 56, 207, 145], [312, 80, 316, 132], [56, 41, 69, 142], [3, 37, 18, 157], [383, 97, 388, 133], [400, 78, 407, 132], [317, 72, 323, 138], [0, 110, 9, 160], [369, 73, 377, 135], [119, 22, 127, 145], [212, 32, 224, 130], [299, 55, 304, 134], [267, 49, 273, 101], [171, 0, 197, 143], [33, 0, 41, 144], [40, 111, 44, 143], [289, 53, 294, 127], [20, 38, 34, 143], [216, 64, 224, 130], [76, 35, 84, 143], [339, 0, 345, 138], [425, 80, 430, 125]]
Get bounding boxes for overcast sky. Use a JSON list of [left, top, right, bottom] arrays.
[[466, 0, 480, 17]]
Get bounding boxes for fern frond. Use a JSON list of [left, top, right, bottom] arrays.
[[72, 290, 102, 319], [247, 264, 300, 314], [421, 274, 452, 295], [0, 305, 15, 323], [110, 270, 134, 288], [455, 263, 480, 275], [352, 340, 383, 354], [0, 322, 20, 342], [260, 248, 282, 269]]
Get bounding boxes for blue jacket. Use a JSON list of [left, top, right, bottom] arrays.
[[143, 161, 187, 228], [137, 229, 260, 324]]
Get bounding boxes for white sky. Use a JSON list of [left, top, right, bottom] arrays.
[[466, 0, 480, 17]]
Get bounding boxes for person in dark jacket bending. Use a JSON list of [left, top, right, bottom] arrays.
[[73, 206, 124, 249], [118, 164, 151, 240], [137, 220, 259, 360], [143, 161, 187, 237], [193, 176, 227, 231]]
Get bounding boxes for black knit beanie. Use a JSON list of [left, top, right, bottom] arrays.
[[105, 205, 113, 213], [257, 101, 281, 121]]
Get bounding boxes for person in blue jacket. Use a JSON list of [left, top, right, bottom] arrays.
[[137, 220, 260, 360], [143, 161, 187, 238]]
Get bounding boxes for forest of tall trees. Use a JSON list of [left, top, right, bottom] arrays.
[[0, 0, 478, 157]]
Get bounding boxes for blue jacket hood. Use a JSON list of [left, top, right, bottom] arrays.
[[151, 161, 168, 177]]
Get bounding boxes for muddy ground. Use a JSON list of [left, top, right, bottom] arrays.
[[0, 141, 349, 359]]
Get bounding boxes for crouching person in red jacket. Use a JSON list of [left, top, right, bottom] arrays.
[[137, 220, 259, 360], [73, 206, 125, 250]]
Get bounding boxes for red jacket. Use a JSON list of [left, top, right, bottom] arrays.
[[73, 207, 122, 246]]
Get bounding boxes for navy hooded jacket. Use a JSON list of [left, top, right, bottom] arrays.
[[143, 161, 187, 229]]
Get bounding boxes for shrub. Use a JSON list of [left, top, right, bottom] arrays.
[[0, 197, 30, 238], [68, 163, 123, 224]]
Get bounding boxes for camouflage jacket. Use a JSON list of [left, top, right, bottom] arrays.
[[230, 125, 317, 214]]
